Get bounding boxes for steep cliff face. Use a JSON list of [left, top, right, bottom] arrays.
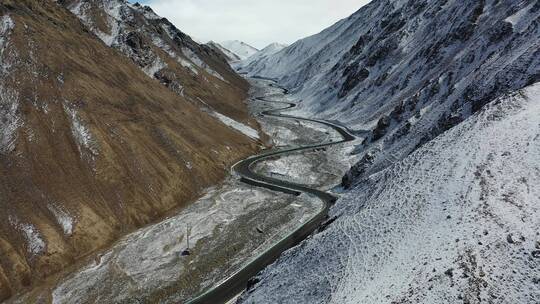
[[0, 0, 258, 300], [61, 0, 253, 123], [240, 82, 540, 304], [240, 0, 540, 186], [236, 0, 540, 303]]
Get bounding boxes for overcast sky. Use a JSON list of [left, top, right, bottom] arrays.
[[132, 0, 371, 49]]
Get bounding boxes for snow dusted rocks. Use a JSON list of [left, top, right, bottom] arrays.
[[61, 0, 253, 123], [240, 0, 540, 187], [0, 14, 20, 155], [47, 204, 74, 236], [63, 103, 99, 163], [0, 14, 15, 70], [0, 86, 20, 154], [8, 216, 46, 256], [63, 0, 199, 77], [237, 0, 540, 303], [239, 82, 540, 304]]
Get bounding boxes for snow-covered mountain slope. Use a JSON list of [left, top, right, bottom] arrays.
[[239, 81, 540, 304], [220, 40, 259, 60], [61, 0, 253, 123], [241, 0, 540, 186], [0, 0, 259, 300], [238, 42, 287, 70], [207, 41, 242, 62]]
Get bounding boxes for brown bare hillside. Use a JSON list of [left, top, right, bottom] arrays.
[[0, 0, 258, 300], [60, 0, 254, 124]]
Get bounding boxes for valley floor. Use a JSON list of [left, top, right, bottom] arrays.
[[8, 79, 358, 304]]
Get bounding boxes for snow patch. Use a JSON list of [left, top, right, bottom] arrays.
[[0, 15, 14, 49], [48, 204, 74, 236], [0, 15, 20, 154], [68, 0, 122, 47], [94, 21, 120, 46], [68, 1, 85, 17], [178, 57, 199, 75], [182, 47, 226, 81], [0, 86, 21, 154], [150, 35, 199, 75], [9, 216, 46, 256], [210, 111, 259, 140], [504, 3, 533, 27], [142, 56, 166, 77], [64, 104, 99, 158]]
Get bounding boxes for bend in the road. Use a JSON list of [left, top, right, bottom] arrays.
[[186, 80, 355, 304]]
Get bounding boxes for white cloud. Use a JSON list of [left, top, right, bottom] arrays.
[[135, 0, 371, 48]]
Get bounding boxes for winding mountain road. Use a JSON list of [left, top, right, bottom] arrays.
[[187, 80, 356, 304]]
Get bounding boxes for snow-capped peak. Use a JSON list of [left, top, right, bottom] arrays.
[[237, 42, 287, 68], [206, 41, 242, 63], [220, 40, 259, 60], [261, 42, 287, 53]]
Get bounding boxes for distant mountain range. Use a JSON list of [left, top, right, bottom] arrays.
[[208, 40, 287, 67]]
